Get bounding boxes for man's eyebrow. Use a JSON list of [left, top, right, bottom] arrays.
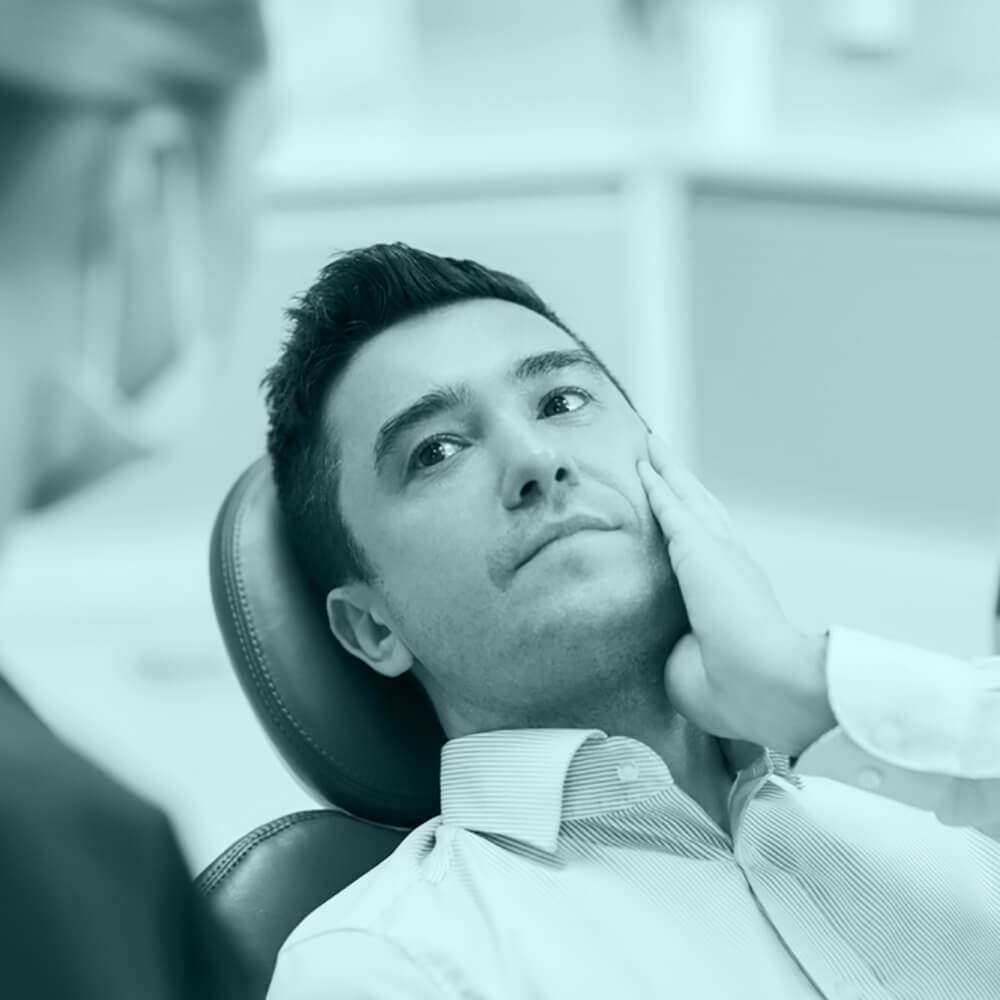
[[372, 348, 606, 475]]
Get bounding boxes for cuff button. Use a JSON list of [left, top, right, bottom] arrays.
[[857, 768, 883, 792]]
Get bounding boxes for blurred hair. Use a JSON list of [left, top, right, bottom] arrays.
[[262, 242, 637, 595], [0, 0, 267, 109], [0, 2, 268, 514]]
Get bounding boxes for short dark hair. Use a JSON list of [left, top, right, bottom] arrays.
[[262, 242, 636, 595]]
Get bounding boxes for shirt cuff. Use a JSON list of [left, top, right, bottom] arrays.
[[794, 626, 1000, 827], [824, 626, 998, 778]]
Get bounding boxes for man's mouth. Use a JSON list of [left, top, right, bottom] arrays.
[[516, 514, 618, 570]]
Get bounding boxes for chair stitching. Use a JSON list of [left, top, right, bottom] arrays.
[[223, 481, 342, 768], [224, 474, 380, 792], [219, 468, 429, 812], [197, 811, 333, 895]]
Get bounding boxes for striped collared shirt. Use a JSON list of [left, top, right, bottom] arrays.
[[268, 728, 1000, 999]]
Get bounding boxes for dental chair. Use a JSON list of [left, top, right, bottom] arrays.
[[195, 458, 446, 998]]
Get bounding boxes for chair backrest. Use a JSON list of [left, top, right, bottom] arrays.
[[198, 457, 446, 994], [194, 811, 406, 995]]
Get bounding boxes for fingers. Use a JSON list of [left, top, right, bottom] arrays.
[[637, 458, 696, 543], [644, 433, 732, 537]]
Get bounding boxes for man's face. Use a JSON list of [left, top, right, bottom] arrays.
[[328, 299, 686, 732]]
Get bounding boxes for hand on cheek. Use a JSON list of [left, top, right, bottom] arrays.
[[635, 433, 834, 757]]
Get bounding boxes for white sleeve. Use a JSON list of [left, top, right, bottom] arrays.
[[794, 626, 1000, 840]]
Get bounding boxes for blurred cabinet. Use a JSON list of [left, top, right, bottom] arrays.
[[689, 185, 1000, 539]]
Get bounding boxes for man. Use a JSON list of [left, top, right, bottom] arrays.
[[0, 1, 266, 995], [262, 243, 1000, 998]]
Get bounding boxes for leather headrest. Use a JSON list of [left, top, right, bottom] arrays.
[[209, 458, 444, 828]]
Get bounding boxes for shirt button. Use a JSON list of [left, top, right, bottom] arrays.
[[616, 762, 640, 782], [856, 768, 883, 792]]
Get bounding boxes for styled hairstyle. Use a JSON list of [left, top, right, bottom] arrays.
[[262, 242, 636, 595]]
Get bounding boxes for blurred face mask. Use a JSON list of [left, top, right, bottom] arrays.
[[29, 104, 219, 509]]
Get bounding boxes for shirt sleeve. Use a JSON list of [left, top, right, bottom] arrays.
[[793, 626, 1000, 840], [266, 928, 455, 1000]]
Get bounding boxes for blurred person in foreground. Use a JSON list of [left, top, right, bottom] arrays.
[[0, 1, 267, 996], [263, 244, 1000, 999]]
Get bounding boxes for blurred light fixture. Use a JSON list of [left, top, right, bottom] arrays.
[[263, 0, 419, 117], [825, 0, 912, 58], [685, 0, 778, 136]]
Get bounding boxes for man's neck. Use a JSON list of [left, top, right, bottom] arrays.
[[566, 671, 739, 837], [632, 713, 736, 836]]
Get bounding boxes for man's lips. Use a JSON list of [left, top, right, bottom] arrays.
[[515, 514, 618, 570]]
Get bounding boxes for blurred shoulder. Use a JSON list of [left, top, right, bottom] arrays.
[[0, 670, 163, 839]]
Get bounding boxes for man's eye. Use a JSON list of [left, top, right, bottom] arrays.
[[540, 386, 592, 417], [410, 437, 462, 471], [409, 385, 594, 472]]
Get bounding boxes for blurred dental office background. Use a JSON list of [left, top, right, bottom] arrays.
[[1, 0, 999, 870]]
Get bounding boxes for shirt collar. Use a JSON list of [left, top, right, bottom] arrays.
[[440, 729, 802, 854], [439, 729, 593, 853]]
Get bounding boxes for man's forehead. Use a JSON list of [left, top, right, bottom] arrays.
[[328, 300, 572, 454], [359, 299, 565, 373]]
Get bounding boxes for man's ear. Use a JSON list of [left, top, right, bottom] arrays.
[[326, 583, 414, 678]]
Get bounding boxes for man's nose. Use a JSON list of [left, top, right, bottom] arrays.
[[500, 438, 581, 510]]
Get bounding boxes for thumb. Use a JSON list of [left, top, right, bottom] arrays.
[[663, 632, 710, 720]]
